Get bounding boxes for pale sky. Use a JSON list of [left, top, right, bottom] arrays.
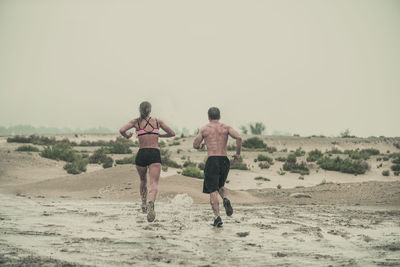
[[1, 0, 399, 137]]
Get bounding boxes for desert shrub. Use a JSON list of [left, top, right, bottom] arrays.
[[344, 148, 380, 160], [391, 164, 400, 172], [393, 143, 400, 150], [183, 159, 196, 168], [160, 149, 181, 168], [307, 149, 323, 162], [198, 162, 205, 171], [16, 145, 39, 152], [265, 146, 277, 153], [227, 144, 236, 151], [230, 156, 249, 170], [275, 156, 286, 162], [108, 140, 132, 154], [249, 122, 266, 135], [317, 156, 369, 174], [242, 137, 266, 149], [78, 140, 109, 147], [294, 148, 306, 157], [7, 135, 58, 146], [382, 156, 389, 161], [286, 154, 297, 163], [256, 154, 274, 165], [89, 148, 109, 164], [116, 155, 136, 165], [283, 160, 309, 175], [254, 176, 270, 181], [63, 157, 88, 174], [382, 170, 390, 176], [169, 141, 180, 146], [181, 165, 204, 179], [280, 148, 288, 152], [394, 171, 399, 176], [340, 129, 355, 138], [158, 141, 166, 148], [326, 148, 343, 154], [392, 156, 400, 164], [258, 162, 270, 169], [102, 156, 113, 168], [277, 184, 282, 189], [40, 143, 76, 162], [298, 176, 304, 180]]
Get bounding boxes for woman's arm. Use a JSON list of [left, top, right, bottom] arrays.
[[158, 119, 175, 138], [120, 119, 136, 139]]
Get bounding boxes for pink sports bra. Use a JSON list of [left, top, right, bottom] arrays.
[[136, 117, 160, 136]]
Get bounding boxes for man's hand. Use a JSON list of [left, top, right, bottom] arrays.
[[232, 154, 240, 165]]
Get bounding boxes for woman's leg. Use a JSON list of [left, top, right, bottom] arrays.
[[148, 163, 161, 202], [136, 165, 148, 208]]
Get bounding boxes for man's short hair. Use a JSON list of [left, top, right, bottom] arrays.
[[208, 107, 220, 120]]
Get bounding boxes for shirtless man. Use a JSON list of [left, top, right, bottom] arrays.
[[193, 107, 242, 227]]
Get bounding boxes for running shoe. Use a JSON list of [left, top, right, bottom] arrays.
[[223, 198, 233, 216], [213, 216, 223, 227], [147, 201, 155, 222], [141, 204, 147, 213]]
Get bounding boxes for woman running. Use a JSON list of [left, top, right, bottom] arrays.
[[120, 101, 175, 222]]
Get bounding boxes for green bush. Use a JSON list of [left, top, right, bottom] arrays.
[[294, 148, 306, 157], [181, 165, 204, 179], [198, 162, 205, 171], [344, 148, 380, 160], [382, 170, 390, 176], [254, 176, 270, 181], [283, 161, 309, 175], [242, 137, 266, 149], [275, 156, 286, 162], [63, 157, 88, 174], [40, 143, 76, 162], [394, 171, 399, 176], [16, 145, 39, 152], [258, 162, 270, 169], [265, 146, 277, 153], [169, 141, 180, 146], [183, 159, 196, 168], [102, 157, 113, 168], [230, 156, 249, 170], [249, 122, 265, 135], [160, 149, 181, 168], [391, 164, 400, 172], [116, 155, 136, 165], [256, 154, 274, 164], [306, 149, 323, 162], [89, 148, 109, 164], [108, 138, 132, 154], [393, 143, 400, 150], [326, 148, 343, 154], [7, 135, 58, 146], [317, 156, 369, 174], [286, 154, 297, 163]]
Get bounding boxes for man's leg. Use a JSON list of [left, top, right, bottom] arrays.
[[210, 191, 220, 217], [136, 165, 148, 212], [218, 186, 227, 199]]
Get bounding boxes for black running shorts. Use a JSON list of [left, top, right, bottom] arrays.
[[135, 148, 162, 167], [203, 156, 230, 194]]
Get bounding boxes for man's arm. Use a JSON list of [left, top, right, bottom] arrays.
[[228, 127, 242, 164], [193, 128, 204, 149], [120, 120, 136, 139], [158, 119, 175, 138]]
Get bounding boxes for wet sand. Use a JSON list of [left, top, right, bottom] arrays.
[[1, 193, 399, 266]]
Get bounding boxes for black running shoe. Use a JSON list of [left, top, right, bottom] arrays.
[[147, 201, 155, 222], [213, 216, 223, 227], [141, 204, 147, 213], [223, 198, 233, 216]]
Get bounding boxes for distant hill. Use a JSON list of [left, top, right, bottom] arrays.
[[0, 125, 114, 136]]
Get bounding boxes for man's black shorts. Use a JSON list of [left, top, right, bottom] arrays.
[[203, 156, 230, 194], [135, 148, 162, 167]]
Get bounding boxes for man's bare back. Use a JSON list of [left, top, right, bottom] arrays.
[[193, 120, 242, 162]]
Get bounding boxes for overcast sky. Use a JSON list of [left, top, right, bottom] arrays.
[[0, 0, 399, 137]]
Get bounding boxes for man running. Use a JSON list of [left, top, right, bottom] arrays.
[[193, 107, 242, 227]]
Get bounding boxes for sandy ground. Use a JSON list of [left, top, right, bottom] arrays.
[[1, 135, 400, 266]]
